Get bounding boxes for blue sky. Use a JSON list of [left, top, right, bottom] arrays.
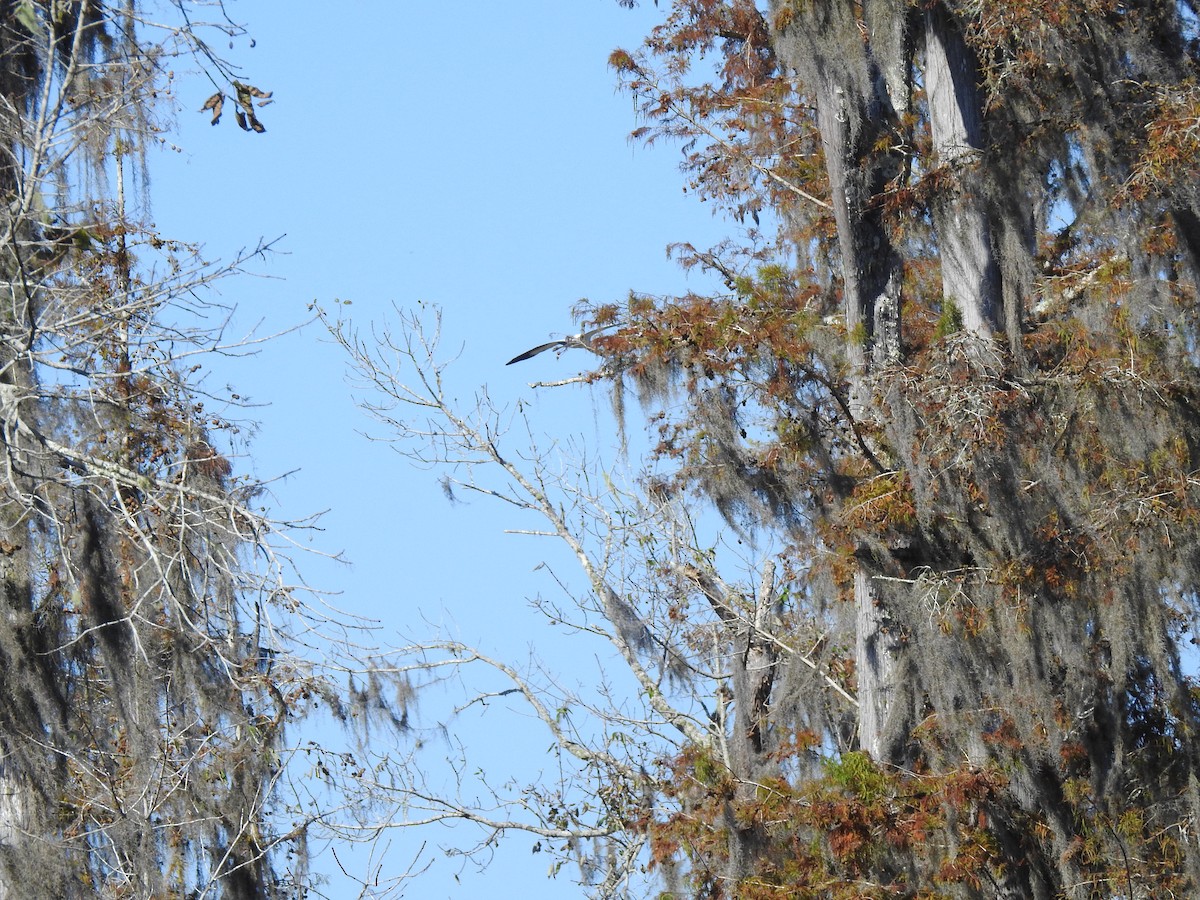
[[149, 2, 731, 896]]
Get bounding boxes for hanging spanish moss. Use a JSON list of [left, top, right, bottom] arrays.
[[0, 3, 306, 896], [592, 0, 1200, 895]]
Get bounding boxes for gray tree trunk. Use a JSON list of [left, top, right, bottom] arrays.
[[924, 6, 1002, 336], [769, 0, 909, 762]]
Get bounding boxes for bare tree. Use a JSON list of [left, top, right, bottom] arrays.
[[322, 305, 861, 896]]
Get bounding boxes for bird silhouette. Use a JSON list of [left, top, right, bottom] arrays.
[[505, 326, 613, 365]]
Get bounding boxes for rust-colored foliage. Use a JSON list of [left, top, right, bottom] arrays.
[[650, 748, 1009, 898], [576, 0, 1200, 896]]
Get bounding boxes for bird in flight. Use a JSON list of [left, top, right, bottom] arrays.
[[505, 326, 614, 365]]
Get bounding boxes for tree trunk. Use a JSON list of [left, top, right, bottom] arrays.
[[923, 4, 1001, 336], [769, 0, 909, 762]]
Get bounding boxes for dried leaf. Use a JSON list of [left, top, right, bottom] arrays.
[[234, 81, 272, 104], [199, 91, 224, 126], [235, 108, 248, 131], [232, 81, 270, 133]]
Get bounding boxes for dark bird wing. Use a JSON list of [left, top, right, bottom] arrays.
[[506, 325, 617, 365], [505, 340, 564, 365]]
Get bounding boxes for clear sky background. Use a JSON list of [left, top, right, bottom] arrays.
[[148, 2, 732, 896]]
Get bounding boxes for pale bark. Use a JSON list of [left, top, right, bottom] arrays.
[[769, 0, 908, 761], [854, 569, 899, 760], [924, 6, 1002, 336]]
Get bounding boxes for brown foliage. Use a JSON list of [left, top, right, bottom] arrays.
[[576, 0, 1200, 896]]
